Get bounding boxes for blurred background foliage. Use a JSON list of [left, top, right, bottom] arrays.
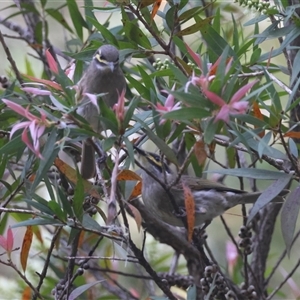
[[0, 0, 300, 299]]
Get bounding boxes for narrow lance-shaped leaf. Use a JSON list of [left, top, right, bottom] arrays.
[[182, 183, 195, 242], [247, 175, 292, 223], [281, 186, 300, 256], [20, 226, 33, 272]]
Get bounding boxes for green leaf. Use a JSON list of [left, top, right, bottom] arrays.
[[81, 214, 102, 232], [84, 0, 96, 30], [73, 172, 85, 222], [31, 129, 60, 193], [23, 197, 54, 215], [133, 116, 178, 165], [12, 217, 63, 228], [176, 17, 213, 36], [281, 186, 300, 256], [207, 168, 291, 180], [243, 14, 268, 26], [86, 16, 118, 45], [187, 285, 197, 300], [258, 26, 300, 62], [58, 186, 74, 218], [198, 18, 237, 59], [248, 175, 292, 223], [48, 200, 66, 220], [250, 48, 262, 65], [178, 6, 207, 24], [247, 137, 287, 160], [69, 281, 104, 300], [46, 7, 73, 33], [122, 8, 151, 49], [165, 5, 176, 31], [164, 107, 210, 121], [67, 0, 88, 40]]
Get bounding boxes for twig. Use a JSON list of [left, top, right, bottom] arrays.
[[0, 30, 26, 88], [0, 259, 44, 299], [33, 228, 62, 300], [266, 258, 300, 300]]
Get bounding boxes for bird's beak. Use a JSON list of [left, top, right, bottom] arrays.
[[108, 62, 115, 72]]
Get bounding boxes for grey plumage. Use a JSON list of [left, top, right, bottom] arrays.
[[135, 148, 288, 227], [77, 45, 126, 179]]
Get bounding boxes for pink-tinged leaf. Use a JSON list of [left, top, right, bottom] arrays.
[[65, 63, 75, 80], [46, 49, 59, 74], [185, 43, 202, 68], [6, 227, 14, 253], [113, 89, 126, 123], [231, 101, 248, 114], [202, 89, 226, 107], [225, 57, 233, 75], [9, 121, 30, 138], [164, 94, 175, 109], [226, 240, 238, 276], [230, 80, 259, 104], [215, 105, 230, 123], [0, 235, 7, 250], [23, 74, 63, 91], [21, 87, 51, 96], [2, 99, 35, 120], [21, 128, 43, 159]]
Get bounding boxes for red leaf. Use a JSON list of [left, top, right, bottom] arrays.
[[46, 49, 59, 74], [20, 226, 33, 272], [182, 183, 195, 242]]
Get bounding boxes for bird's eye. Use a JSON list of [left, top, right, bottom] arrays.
[[154, 156, 160, 162]]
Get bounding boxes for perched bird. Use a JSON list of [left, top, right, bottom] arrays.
[[77, 44, 126, 179], [135, 147, 288, 227]]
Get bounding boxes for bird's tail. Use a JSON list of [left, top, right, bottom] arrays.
[[240, 189, 289, 204]]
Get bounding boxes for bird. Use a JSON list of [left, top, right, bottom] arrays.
[[134, 147, 288, 227], [77, 44, 126, 179]]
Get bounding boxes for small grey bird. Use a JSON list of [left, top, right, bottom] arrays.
[[77, 45, 126, 179], [135, 147, 288, 227]]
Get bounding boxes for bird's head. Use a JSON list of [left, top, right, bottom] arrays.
[[93, 44, 120, 72], [134, 147, 172, 177]]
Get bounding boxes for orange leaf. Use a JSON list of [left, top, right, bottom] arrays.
[[117, 169, 142, 181], [252, 101, 263, 120], [127, 203, 142, 232], [33, 226, 43, 245], [208, 142, 216, 155], [28, 174, 36, 182], [194, 140, 207, 166], [22, 286, 31, 300], [151, 0, 162, 20], [129, 181, 142, 199], [284, 131, 300, 138], [182, 183, 195, 242], [252, 101, 265, 138], [54, 158, 101, 199], [23, 74, 63, 91], [77, 231, 85, 247], [209, 57, 232, 76], [20, 226, 33, 272]]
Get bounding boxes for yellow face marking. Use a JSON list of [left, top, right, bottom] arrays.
[[94, 53, 106, 64]]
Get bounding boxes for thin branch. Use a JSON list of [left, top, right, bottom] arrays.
[[33, 228, 62, 300], [266, 258, 300, 300], [0, 30, 26, 88], [0, 260, 44, 299]]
